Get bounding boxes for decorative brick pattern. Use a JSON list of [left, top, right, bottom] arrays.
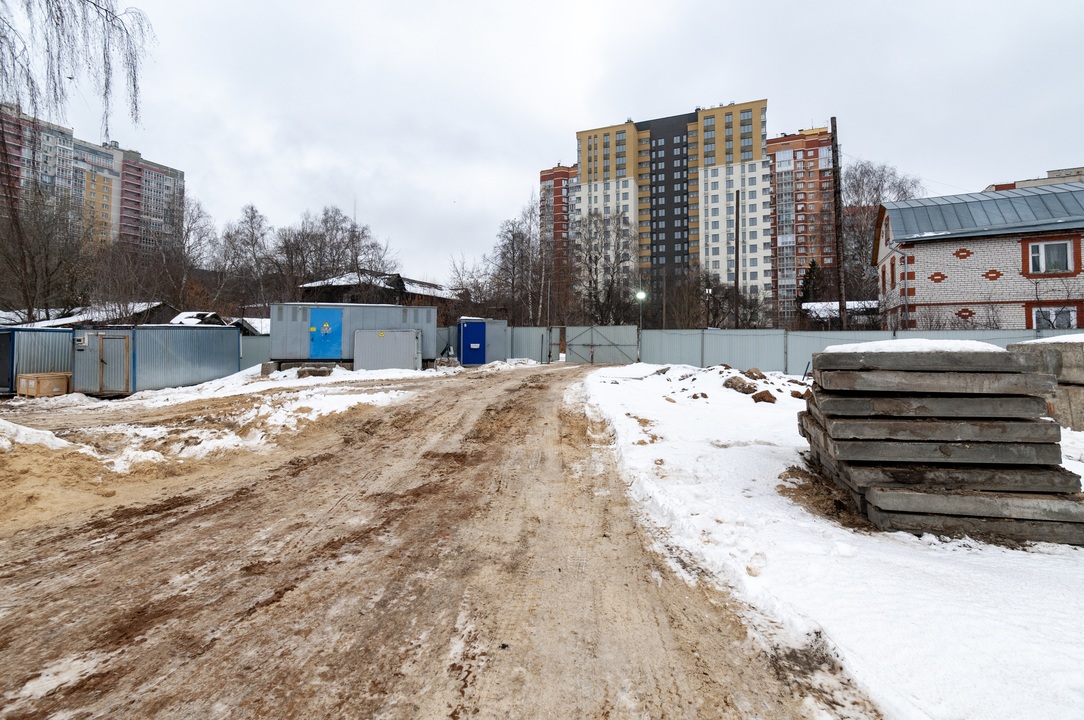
[[878, 233, 1084, 329]]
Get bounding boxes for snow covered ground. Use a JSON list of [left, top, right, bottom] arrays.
[[2, 357, 1082, 719], [580, 362, 1084, 720]]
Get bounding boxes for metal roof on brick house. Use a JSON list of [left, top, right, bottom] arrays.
[[883, 182, 1084, 243]]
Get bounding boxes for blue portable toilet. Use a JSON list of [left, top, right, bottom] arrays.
[[458, 319, 487, 366], [456, 318, 508, 366]]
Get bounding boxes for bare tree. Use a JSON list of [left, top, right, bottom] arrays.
[[220, 204, 273, 312], [665, 271, 709, 329], [842, 159, 924, 300], [267, 205, 395, 302], [0, 0, 152, 136], [484, 198, 548, 326], [147, 196, 218, 308], [0, 181, 95, 319], [572, 209, 634, 325]]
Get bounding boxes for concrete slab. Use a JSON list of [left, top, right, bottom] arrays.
[[1008, 342, 1082, 384], [817, 413, 1061, 444], [811, 392, 1047, 419], [840, 463, 1082, 494], [866, 487, 1084, 523], [825, 436, 1064, 465], [814, 351, 1043, 374], [866, 506, 1084, 546], [1049, 384, 1084, 432], [814, 370, 1056, 396]]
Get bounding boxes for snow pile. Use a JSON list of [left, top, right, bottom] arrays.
[[1020, 334, 1084, 345], [0, 418, 73, 453], [824, 338, 1006, 353], [581, 363, 1084, 720]]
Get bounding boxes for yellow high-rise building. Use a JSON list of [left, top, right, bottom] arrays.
[[573, 100, 771, 300]]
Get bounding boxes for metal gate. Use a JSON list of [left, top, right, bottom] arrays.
[[100, 335, 130, 395], [565, 325, 639, 364]]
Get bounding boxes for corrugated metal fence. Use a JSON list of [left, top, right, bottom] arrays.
[[440, 325, 1084, 374], [645, 328, 1084, 374]]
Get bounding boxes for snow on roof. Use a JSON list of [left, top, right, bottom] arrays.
[[239, 317, 270, 334], [300, 271, 460, 300], [169, 311, 225, 326], [13, 302, 165, 328], [823, 338, 1006, 353]]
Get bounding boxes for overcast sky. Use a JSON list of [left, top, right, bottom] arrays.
[[58, 0, 1084, 284]]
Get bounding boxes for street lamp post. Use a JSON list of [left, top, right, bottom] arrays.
[[635, 289, 646, 361]]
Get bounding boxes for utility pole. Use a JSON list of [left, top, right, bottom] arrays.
[[831, 116, 847, 330]]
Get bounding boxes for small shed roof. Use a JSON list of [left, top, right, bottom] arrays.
[[884, 182, 1084, 243]]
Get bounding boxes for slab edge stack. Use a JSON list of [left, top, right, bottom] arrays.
[[798, 350, 1084, 545]]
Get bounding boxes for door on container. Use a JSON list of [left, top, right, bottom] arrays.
[[459, 321, 486, 365], [99, 335, 130, 394], [0, 332, 11, 391], [309, 308, 343, 360]]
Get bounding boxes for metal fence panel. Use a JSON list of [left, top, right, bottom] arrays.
[[641, 330, 701, 366], [703, 329, 787, 372], [240, 335, 271, 370], [785, 330, 896, 374], [437, 326, 454, 358], [5, 329, 73, 392], [134, 326, 240, 392], [509, 327, 550, 362]]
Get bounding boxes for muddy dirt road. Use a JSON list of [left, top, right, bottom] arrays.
[[1, 365, 849, 718]]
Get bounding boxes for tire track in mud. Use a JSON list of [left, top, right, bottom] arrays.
[[0, 369, 565, 718], [0, 365, 880, 719]]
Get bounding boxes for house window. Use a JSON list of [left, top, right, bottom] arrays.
[[1023, 236, 1080, 277], [1034, 306, 1077, 329], [1030, 240, 1070, 273]]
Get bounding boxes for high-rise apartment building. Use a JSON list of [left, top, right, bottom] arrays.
[[766, 127, 836, 327], [539, 163, 578, 322], [0, 104, 184, 248], [572, 100, 771, 301]]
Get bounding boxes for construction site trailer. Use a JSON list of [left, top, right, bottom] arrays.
[[0, 328, 73, 394], [72, 325, 240, 396], [270, 303, 438, 362]]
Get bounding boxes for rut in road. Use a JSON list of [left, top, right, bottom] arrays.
[[0, 365, 877, 718]]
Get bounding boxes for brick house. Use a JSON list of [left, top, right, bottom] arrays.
[[873, 182, 1084, 330]]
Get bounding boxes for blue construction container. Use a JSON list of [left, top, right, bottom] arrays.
[[0, 328, 74, 393], [71, 325, 240, 396]]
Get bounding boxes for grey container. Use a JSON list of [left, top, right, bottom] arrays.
[[0, 328, 73, 393], [270, 303, 437, 362], [72, 325, 240, 395], [353, 329, 422, 371]]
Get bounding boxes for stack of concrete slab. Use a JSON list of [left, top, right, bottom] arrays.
[[799, 349, 1084, 545], [1007, 339, 1084, 431]]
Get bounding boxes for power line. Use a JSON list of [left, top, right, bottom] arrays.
[[840, 150, 972, 194]]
